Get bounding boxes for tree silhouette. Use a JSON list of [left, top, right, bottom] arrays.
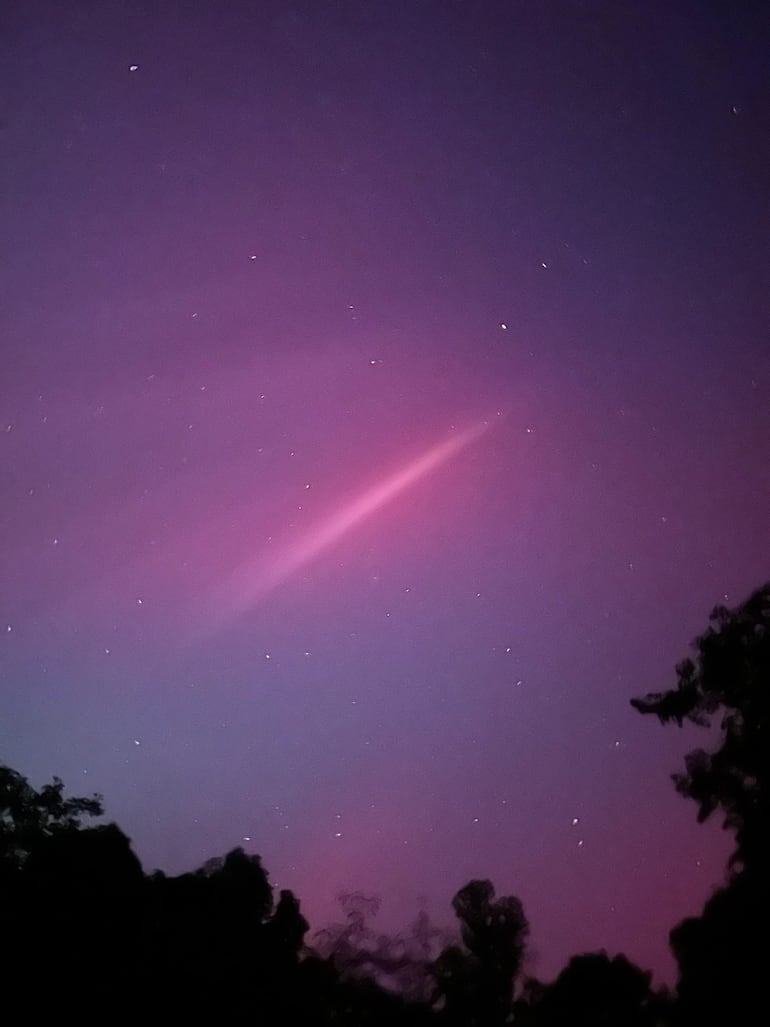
[[0, 764, 103, 871], [668, 869, 767, 1027], [632, 583, 770, 1027], [631, 582, 769, 871], [312, 891, 450, 1004], [522, 951, 659, 1027], [0, 761, 437, 1023], [433, 879, 529, 1026], [267, 888, 310, 960], [9, 574, 766, 1027]]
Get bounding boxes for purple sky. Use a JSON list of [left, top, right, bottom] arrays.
[[2, 0, 768, 984]]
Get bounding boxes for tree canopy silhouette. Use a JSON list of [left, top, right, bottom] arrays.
[[433, 879, 530, 1026], [632, 582, 770, 1027], [521, 951, 658, 1027], [3, 583, 767, 1024], [0, 763, 431, 1024], [0, 763, 102, 871], [631, 582, 769, 870]]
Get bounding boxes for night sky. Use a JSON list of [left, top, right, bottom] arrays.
[[2, 0, 768, 984]]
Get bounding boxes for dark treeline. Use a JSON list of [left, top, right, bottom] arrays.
[[1, 583, 767, 1025]]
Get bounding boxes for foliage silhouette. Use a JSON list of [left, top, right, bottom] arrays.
[[0, 763, 102, 870], [312, 891, 450, 1002], [631, 582, 769, 871], [432, 879, 530, 1026], [668, 868, 768, 1027], [632, 583, 770, 1027], [2, 583, 767, 1023], [0, 764, 434, 1024], [519, 951, 662, 1026]]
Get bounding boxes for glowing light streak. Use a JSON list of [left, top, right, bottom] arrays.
[[203, 420, 490, 634]]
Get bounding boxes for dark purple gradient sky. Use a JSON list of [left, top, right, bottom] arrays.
[[2, 0, 768, 983]]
